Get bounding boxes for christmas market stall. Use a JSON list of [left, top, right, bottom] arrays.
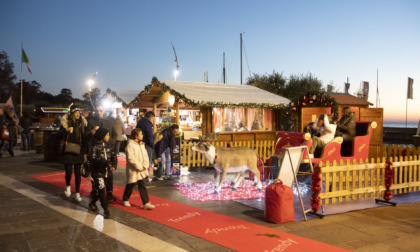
[[128, 78, 290, 167]]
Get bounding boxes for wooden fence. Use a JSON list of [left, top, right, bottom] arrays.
[[318, 155, 420, 205], [382, 144, 420, 160], [180, 140, 276, 168]]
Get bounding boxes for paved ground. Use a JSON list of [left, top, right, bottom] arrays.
[[0, 149, 419, 252]]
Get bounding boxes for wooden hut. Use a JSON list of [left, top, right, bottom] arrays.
[[129, 79, 290, 143]]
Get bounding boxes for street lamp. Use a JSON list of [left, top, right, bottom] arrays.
[[87, 79, 94, 91]]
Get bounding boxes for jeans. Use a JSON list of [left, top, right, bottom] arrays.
[[122, 179, 149, 205], [64, 164, 81, 193], [90, 176, 108, 211], [145, 145, 153, 179], [115, 141, 122, 154], [309, 136, 328, 154], [161, 148, 171, 176], [21, 132, 31, 150]]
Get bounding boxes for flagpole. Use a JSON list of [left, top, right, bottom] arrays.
[[20, 42, 23, 117], [406, 98, 408, 128]]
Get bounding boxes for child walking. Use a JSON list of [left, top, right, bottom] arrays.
[[88, 128, 117, 219], [122, 128, 155, 210]]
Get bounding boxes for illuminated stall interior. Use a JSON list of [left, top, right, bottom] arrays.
[[129, 78, 290, 141]]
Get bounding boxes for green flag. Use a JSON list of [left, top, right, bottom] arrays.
[[21, 48, 32, 74]]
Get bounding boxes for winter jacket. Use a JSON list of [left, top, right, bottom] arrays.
[[125, 139, 149, 184], [157, 127, 176, 157], [86, 115, 117, 151], [115, 119, 126, 141], [335, 113, 356, 141], [316, 115, 337, 144], [4, 115, 17, 143], [19, 115, 33, 134], [136, 117, 154, 149], [88, 138, 117, 178], [57, 114, 88, 164]]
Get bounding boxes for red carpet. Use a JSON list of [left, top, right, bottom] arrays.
[[32, 172, 348, 252], [175, 180, 269, 202]]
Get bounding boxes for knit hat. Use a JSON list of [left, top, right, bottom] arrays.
[[94, 128, 109, 140], [70, 105, 81, 114]]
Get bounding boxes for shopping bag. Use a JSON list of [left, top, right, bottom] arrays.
[[265, 179, 295, 224], [1, 127, 10, 141]]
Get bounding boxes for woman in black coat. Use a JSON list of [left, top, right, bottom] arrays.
[[58, 106, 87, 202]]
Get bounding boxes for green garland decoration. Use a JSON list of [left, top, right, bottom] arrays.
[[146, 77, 288, 109], [287, 92, 339, 131]]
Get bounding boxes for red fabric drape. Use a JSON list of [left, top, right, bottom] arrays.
[[188, 111, 194, 122], [235, 108, 244, 127], [247, 108, 255, 131], [264, 109, 272, 131], [212, 107, 223, 132]]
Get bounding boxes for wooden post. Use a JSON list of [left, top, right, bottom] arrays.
[[175, 100, 180, 126], [153, 103, 157, 132]]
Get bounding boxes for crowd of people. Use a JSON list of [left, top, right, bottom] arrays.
[[1, 104, 179, 219]]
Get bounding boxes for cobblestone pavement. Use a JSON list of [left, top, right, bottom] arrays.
[[0, 149, 419, 252]]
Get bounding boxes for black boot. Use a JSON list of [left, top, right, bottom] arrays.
[[88, 200, 98, 212], [103, 209, 111, 219], [107, 195, 117, 203]]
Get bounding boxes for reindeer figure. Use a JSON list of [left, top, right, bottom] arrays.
[[192, 133, 262, 194]]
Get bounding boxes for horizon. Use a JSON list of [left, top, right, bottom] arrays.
[[1, 0, 419, 121]]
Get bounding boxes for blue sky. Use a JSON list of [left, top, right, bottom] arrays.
[[1, 0, 419, 121]]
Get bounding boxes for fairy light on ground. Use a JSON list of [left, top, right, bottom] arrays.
[[174, 180, 269, 202]]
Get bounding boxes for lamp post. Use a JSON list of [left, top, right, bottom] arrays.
[[87, 79, 95, 110], [87, 72, 98, 110]]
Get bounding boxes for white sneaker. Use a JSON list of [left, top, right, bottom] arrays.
[[123, 201, 131, 207], [157, 177, 164, 181], [64, 186, 71, 198], [75, 193, 82, 202], [143, 203, 155, 210]]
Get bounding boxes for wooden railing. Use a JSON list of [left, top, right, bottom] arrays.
[[180, 140, 276, 168], [382, 144, 420, 160], [318, 155, 420, 205]]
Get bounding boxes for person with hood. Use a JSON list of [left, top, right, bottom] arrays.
[[86, 105, 118, 203], [335, 107, 356, 141], [19, 112, 33, 151], [309, 114, 336, 155], [122, 128, 155, 210], [88, 128, 117, 219], [114, 115, 126, 154], [57, 106, 88, 202]]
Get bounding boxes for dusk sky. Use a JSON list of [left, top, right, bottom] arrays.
[[1, 0, 419, 122]]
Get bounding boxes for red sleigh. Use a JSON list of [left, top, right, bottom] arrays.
[[272, 121, 377, 165]]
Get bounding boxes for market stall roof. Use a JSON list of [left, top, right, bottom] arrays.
[[117, 90, 139, 105], [326, 92, 373, 106], [129, 79, 290, 109], [40, 107, 69, 113]]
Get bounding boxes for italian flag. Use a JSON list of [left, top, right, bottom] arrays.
[[22, 48, 32, 74]]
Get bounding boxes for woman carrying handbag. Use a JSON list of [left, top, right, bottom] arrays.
[[58, 105, 88, 202]]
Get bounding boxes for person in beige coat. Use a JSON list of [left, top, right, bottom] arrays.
[[122, 128, 155, 210]]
